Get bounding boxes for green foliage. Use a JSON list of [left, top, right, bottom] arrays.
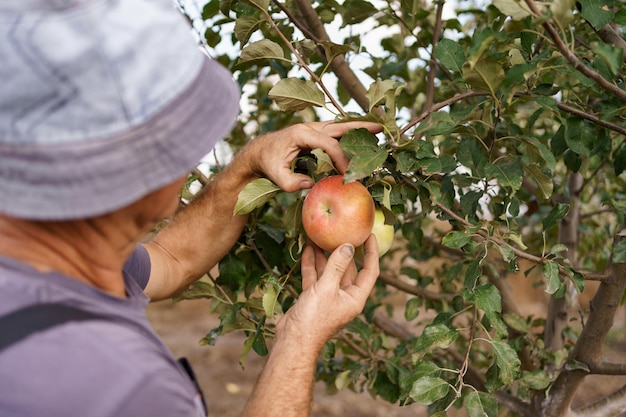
[[177, 0, 626, 414]]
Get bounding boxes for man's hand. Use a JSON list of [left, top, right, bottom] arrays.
[[242, 121, 382, 192], [276, 235, 380, 351]]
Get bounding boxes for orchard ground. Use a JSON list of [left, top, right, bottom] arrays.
[[147, 279, 626, 416]]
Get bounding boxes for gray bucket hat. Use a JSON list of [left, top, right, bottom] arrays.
[[0, 0, 240, 220]]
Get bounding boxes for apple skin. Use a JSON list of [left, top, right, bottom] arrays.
[[371, 209, 395, 256], [302, 175, 375, 252]]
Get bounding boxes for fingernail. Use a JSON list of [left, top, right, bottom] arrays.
[[340, 244, 354, 257], [300, 180, 313, 189]]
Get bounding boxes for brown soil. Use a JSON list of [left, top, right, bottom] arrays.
[[147, 296, 626, 417], [147, 298, 423, 417]]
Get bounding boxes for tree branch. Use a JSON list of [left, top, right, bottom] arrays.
[[573, 383, 626, 417], [523, 0, 626, 102], [586, 362, 626, 376], [292, 0, 372, 112], [378, 272, 454, 302], [540, 228, 626, 416]]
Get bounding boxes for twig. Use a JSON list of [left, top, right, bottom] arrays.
[[378, 272, 454, 301], [523, 0, 626, 102], [399, 91, 485, 136]]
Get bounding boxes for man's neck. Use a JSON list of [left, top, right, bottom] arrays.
[[0, 214, 143, 298]]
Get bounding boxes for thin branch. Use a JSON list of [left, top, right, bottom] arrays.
[[424, 0, 445, 110], [262, 11, 347, 117], [378, 272, 455, 302], [292, 0, 372, 113], [556, 102, 626, 137], [372, 312, 413, 340], [523, 0, 626, 102], [435, 202, 545, 265], [586, 362, 626, 376], [542, 231, 626, 416], [399, 90, 485, 136], [574, 383, 626, 417]]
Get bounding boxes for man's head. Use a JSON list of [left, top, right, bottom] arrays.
[[0, 0, 240, 221]]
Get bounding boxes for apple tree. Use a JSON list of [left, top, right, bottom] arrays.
[[174, 0, 626, 415]]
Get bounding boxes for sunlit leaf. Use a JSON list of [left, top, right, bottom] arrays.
[[409, 376, 450, 405], [234, 16, 264, 46], [442, 230, 472, 249], [435, 39, 465, 72], [339, 128, 388, 181], [311, 148, 336, 174], [493, 0, 532, 19], [466, 391, 498, 417], [268, 78, 326, 111], [238, 39, 288, 65], [462, 60, 505, 96], [544, 260, 562, 295], [491, 340, 521, 385], [413, 323, 459, 360], [234, 178, 280, 215], [262, 284, 281, 318]]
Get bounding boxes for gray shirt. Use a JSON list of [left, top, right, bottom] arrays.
[[0, 245, 205, 417]]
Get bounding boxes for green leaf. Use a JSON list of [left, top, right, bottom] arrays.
[[475, 284, 501, 315], [466, 391, 498, 417], [339, 128, 388, 181], [475, 284, 507, 337], [525, 164, 554, 200], [409, 376, 450, 405], [319, 41, 354, 62], [594, 43, 623, 77], [341, 0, 378, 25], [435, 39, 466, 73], [413, 324, 459, 360], [491, 340, 521, 385], [262, 284, 281, 318], [498, 245, 515, 263], [503, 312, 529, 333], [241, 0, 269, 12], [615, 143, 626, 176], [311, 148, 336, 174], [579, 0, 614, 29], [544, 260, 562, 295], [234, 178, 280, 215], [521, 369, 551, 390], [565, 118, 595, 157], [405, 297, 421, 321], [492, 0, 532, 20], [374, 370, 401, 403], [240, 333, 255, 367], [613, 239, 626, 264], [366, 79, 405, 113], [442, 230, 472, 249], [462, 60, 505, 96], [268, 78, 326, 111], [457, 137, 488, 177], [173, 281, 217, 302], [542, 203, 569, 231], [238, 39, 288, 66], [234, 16, 264, 46], [487, 158, 523, 190]]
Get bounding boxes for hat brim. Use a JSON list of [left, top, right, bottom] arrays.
[[0, 58, 240, 220]]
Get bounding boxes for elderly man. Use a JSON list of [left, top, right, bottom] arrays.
[[0, 0, 380, 416]]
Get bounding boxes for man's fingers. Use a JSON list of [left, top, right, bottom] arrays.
[[301, 244, 317, 290], [317, 244, 355, 289], [321, 121, 383, 138]]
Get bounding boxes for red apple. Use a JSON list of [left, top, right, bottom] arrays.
[[302, 175, 375, 252]]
